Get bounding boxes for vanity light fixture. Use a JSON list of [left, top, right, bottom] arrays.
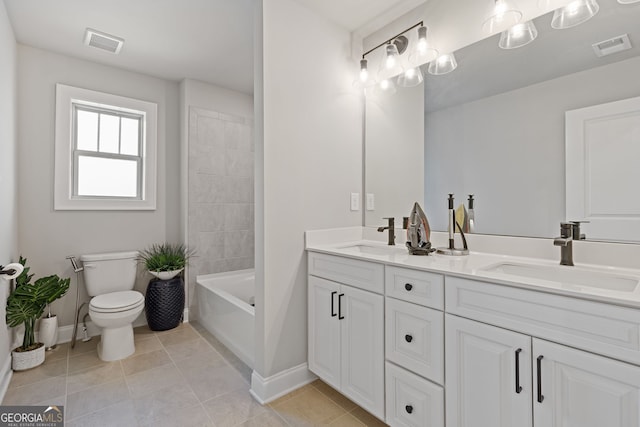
[[408, 26, 439, 67], [397, 67, 424, 87], [378, 42, 404, 80], [357, 21, 438, 93], [551, 0, 599, 29], [499, 21, 538, 49], [428, 53, 458, 75], [482, 0, 523, 35]]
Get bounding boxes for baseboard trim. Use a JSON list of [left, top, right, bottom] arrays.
[[250, 363, 317, 404], [0, 355, 13, 404]]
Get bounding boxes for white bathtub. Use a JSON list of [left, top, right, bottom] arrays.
[[196, 269, 255, 368]]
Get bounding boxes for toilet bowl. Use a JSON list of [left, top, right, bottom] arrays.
[[80, 251, 143, 362], [89, 290, 144, 361]]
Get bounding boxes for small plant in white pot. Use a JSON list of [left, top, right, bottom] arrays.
[[6, 257, 70, 370], [138, 243, 193, 280]]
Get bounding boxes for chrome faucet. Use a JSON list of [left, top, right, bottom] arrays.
[[553, 222, 586, 266], [377, 217, 395, 246]]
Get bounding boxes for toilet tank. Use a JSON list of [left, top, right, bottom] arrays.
[[80, 251, 139, 297]]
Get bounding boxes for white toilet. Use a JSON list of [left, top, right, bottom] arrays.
[[80, 251, 144, 361]]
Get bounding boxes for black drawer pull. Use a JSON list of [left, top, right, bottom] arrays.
[[404, 283, 413, 291], [515, 348, 522, 394], [537, 355, 544, 403], [338, 293, 345, 320], [330, 291, 337, 317], [405, 405, 413, 414], [405, 334, 413, 343]]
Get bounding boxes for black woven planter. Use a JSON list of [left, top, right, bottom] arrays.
[[145, 276, 184, 331]]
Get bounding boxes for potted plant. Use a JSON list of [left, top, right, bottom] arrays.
[[138, 243, 193, 280], [6, 257, 70, 370]]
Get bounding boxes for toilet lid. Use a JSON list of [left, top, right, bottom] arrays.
[[90, 291, 144, 312]]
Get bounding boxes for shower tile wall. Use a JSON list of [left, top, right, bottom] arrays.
[[187, 107, 254, 313]]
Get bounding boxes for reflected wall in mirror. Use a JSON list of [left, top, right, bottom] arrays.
[[365, 0, 640, 242], [365, 85, 424, 228]]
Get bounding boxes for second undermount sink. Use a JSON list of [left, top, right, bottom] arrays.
[[479, 262, 639, 293], [338, 244, 406, 256]]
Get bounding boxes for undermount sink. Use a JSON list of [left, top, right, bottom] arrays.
[[479, 262, 639, 293], [338, 244, 406, 256]]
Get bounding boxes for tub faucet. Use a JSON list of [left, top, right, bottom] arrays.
[[553, 222, 586, 266], [377, 217, 395, 246]]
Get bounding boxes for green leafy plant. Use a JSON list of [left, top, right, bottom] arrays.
[[138, 243, 194, 272], [6, 256, 70, 351]]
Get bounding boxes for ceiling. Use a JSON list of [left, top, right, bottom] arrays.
[[3, 0, 417, 95]]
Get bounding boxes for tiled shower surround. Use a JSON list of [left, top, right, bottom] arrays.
[[187, 107, 254, 314]]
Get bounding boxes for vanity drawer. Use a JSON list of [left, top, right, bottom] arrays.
[[386, 266, 444, 309], [308, 252, 384, 294], [386, 362, 444, 427], [386, 297, 444, 384], [446, 276, 640, 365]]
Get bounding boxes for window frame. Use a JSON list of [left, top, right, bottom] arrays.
[[54, 84, 157, 210]]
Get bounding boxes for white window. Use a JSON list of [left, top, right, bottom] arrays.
[[54, 84, 157, 210]]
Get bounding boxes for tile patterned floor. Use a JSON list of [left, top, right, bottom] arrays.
[[2, 322, 388, 426]]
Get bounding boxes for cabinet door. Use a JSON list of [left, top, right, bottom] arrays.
[[308, 276, 341, 390], [341, 285, 385, 420], [533, 339, 640, 427], [446, 314, 532, 427]]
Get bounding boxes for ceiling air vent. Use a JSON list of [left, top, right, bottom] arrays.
[[83, 28, 124, 54], [592, 34, 632, 58]]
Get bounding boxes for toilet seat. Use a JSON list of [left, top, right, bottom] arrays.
[[90, 291, 144, 313]]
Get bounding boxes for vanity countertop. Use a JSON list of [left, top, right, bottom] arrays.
[[306, 238, 640, 309]]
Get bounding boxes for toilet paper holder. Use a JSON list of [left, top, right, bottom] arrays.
[[0, 262, 24, 280]]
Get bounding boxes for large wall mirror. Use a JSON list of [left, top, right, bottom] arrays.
[[365, 0, 640, 242]]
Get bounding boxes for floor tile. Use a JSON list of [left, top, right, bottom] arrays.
[[139, 402, 214, 427], [122, 348, 172, 376], [157, 325, 200, 346], [181, 362, 247, 402], [2, 376, 66, 405], [313, 380, 358, 412], [68, 337, 100, 356], [125, 363, 187, 399], [44, 342, 69, 363], [349, 407, 388, 427], [330, 412, 367, 426], [238, 411, 289, 427], [132, 382, 200, 425], [132, 335, 163, 355], [66, 377, 130, 420], [270, 385, 346, 426], [163, 337, 217, 362], [68, 350, 108, 373], [66, 399, 138, 427], [8, 359, 67, 389], [202, 388, 268, 427], [66, 361, 124, 394]]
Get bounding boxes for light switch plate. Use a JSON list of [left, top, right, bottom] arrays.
[[350, 193, 360, 211], [366, 193, 375, 211]]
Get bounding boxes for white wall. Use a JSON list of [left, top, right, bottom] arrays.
[[254, 0, 362, 386], [425, 55, 640, 238], [17, 45, 180, 327], [0, 0, 18, 399]]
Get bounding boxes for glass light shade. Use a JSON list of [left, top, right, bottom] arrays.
[[551, 0, 599, 29], [538, 0, 572, 10], [499, 21, 538, 49], [409, 26, 439, 66], [353, 58, 377, 90], [369, 78, 397, 97], [397, 67, 424, 87], [378, 43, 403, 80], [482, 0, 523, 34], [618, 0, 640, 3], [428, 53, 458, 75]]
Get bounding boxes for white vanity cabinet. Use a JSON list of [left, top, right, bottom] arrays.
[[385, 266, 445, 427], [446, 276, 640, 427], [307, 253, 385, 420]]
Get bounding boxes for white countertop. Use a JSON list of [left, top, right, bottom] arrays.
[[306, 230, 640, 309]]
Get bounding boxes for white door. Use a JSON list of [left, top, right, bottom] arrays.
[[340, 285, 385, 420], [533, 338, 640, 427], [446, 314, 533, 427], [308, 276, 341, 390]]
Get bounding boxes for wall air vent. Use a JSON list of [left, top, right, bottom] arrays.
[[592, 34, 632, 58], [83, 28, 124, 54]]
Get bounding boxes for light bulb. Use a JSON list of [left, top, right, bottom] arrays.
[[499, 20, 538, 49], [482, 0, 523, 34], [409, 26, 439, 67], [359, 59, 369, 83]]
